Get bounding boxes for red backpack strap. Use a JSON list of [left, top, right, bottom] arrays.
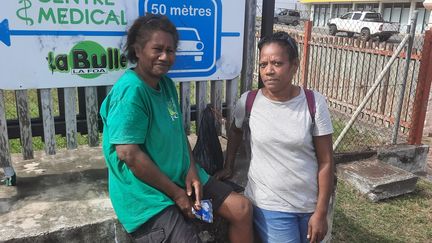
[[246, 89, 259, 116], [304, 88, 316, 124]]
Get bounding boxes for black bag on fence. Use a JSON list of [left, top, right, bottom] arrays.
[[193, 104, 223, 175]]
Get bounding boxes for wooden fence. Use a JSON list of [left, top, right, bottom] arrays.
[[0, 79, 239, 167]]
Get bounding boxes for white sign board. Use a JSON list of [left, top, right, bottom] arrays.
[[0, 0, 245, 90]]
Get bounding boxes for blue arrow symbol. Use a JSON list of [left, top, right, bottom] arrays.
[[0, 18, 127, 47], [0, 19, 11, 46], [221, 32, 240, 37]]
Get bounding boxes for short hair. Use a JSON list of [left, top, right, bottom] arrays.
[[258, 31, 299, 62], [125, 14, 179, 63]]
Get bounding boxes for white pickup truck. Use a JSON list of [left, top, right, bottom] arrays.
[[327, 11, 400, 41]]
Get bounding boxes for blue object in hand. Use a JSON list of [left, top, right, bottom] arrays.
[[192, 199, 213, 223]]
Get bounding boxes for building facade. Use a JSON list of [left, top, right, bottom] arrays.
[[299, 0, 431, 33]]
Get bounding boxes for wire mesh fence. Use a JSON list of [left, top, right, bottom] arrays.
[[253, 9, 424, 153]]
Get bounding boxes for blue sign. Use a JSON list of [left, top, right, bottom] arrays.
[[144, 0, 239, 78], [0, 0, 245, 89], [0, 19, 126, 47]]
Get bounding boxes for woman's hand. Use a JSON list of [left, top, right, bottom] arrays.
[[185, 164, 202, 210], [172, 188, 195, 219], [307, 212, 328, 243], [116, 144, 196, 218], [214, 167, 233, 180]]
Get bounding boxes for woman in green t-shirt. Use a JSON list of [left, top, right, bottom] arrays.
[[100, 14, 253, 243]]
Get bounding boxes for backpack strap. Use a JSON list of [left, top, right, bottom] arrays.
[[304, 88, 316, 126], [245, 89, 259, 117]]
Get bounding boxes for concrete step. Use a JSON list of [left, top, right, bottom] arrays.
[[0, 137, 243, 243], [337, 158, 419, 202], [377, 144, 429, 174], [0, 146, 132, 243]]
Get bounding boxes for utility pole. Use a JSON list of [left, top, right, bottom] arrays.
[[258, 0, 275, 88]]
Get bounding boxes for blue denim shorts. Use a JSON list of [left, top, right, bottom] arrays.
[[253, 205, 312, 243]]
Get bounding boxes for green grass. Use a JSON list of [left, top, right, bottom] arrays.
[[332, 119, 367, 152], [9, 134, 100, 153], [333, 179, 432, 242], [332, 118, 388, 153], [3, 89, 61, 119]]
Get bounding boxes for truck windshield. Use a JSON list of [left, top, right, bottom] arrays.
[[289, 11, 300, 17], [364, 13, 383, 21], [340, 13, 353, 19], [352, 13, 361, 20]]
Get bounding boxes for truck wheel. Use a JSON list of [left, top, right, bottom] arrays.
[[347, 32, 354, 38], [379, 34, 391, 42], [292, 20, 299, 26], [360, 28, 371, 41], [329, 25, 337, 36]]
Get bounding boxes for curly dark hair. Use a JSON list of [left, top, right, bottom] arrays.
[[125, 14, 179, 63], [258, 31, 299, 62]]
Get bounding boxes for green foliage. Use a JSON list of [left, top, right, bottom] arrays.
[[9, 134, 100, 153], [3, 89, 61, 119]]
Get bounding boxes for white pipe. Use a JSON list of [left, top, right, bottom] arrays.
[[333, 34, 410, 151]]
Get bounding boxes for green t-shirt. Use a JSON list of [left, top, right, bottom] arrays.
[[100, 69, 209, 233]]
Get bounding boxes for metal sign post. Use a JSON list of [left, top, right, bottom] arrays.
[[258, 0, 275, 88]]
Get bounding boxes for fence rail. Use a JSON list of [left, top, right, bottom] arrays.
[[0, 79, 239, 165]]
